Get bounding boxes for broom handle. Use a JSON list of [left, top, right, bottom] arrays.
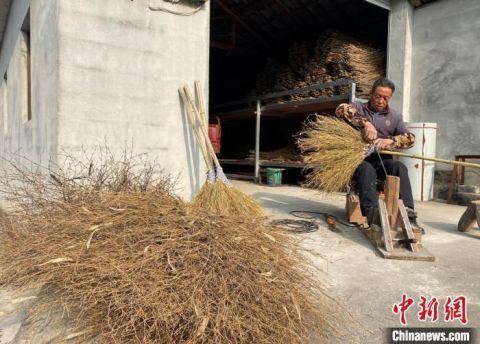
[[179, 87, 213, 170], [195, 80, 208, 133], [379, 150, 480, 169], [194, 80, 212, 166], [183, 86, 222, 169]]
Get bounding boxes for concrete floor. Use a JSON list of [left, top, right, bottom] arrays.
[[1, 181, 479, 343], [235, 180, 480, 343]]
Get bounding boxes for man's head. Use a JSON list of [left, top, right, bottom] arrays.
[[369, 77, 395, 112]]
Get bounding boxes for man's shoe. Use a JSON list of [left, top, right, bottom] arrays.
[[364, 206, 379, 227], [406, 208, 426, 235]]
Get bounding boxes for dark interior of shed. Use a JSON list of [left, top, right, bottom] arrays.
[[209, 0, 389, 183]]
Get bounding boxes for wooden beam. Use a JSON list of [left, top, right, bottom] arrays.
[[385, 176, 400, 227], [215, 0, 272, 48], [210, 41, 264, 57], [379, 199, 394, 252], [398, 201, 419, 253]]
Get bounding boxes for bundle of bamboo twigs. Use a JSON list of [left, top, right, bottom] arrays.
[[0, 150, 328, 343], [252, 31, 385, 101]]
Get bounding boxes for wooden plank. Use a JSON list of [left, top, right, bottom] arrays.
[[376, 246, 435, 262], [346, 193, 366, 225], [378, 199, 393, 252], [398, 200, 419, 253], [385, 176, 400, 227], [458, 201, 480, 232]]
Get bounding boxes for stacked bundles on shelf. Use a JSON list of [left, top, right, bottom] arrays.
[[252, 31, 385, 101]]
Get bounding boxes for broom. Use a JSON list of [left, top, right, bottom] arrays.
[[180, 84, 263, 216], [188, 81, 218, 207], [298, 115, 480, 193], [179, 86, 216, 186], [297, 115, 367, 193]]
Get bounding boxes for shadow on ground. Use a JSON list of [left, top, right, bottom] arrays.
[[253, 191, 379, 255], [424, 221, 480, 239]]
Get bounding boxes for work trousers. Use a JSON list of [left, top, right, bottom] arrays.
[[353, 155, 415, 214]]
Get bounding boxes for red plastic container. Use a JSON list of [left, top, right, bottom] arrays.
[[208, 116, 222, 154]]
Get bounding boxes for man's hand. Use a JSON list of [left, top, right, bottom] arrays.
[[363, 121, 378, 141], [374, 138, 395, 150]]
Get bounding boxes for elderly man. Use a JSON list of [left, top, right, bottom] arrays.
[[335, 77, 424, 233]]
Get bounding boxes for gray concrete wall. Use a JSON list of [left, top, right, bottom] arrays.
[[0, 0, 58, 167], [387, 0, 414, 121], [0, 0, 30, 79], [410, 0, 480, 169], [56, 0, 210, 200]]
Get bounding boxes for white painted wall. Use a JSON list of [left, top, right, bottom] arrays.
[[0, 0, 210, 201], [409, 0, 480, 169], [56, 0, 210, 199]]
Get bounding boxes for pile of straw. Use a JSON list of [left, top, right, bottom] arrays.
[[297, 115, 367, 193], [251, 31, 385, 100], [0, 153, 326, 343]]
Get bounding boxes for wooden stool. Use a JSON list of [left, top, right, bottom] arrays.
[[447, 155, 480, 203], [458, 201, 480, 232]]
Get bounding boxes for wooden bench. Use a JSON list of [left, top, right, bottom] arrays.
[[447, 155, 480, 203]]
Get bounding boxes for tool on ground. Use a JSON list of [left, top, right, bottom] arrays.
[[290, 210, 358, 228], [324, 214, 337, 231], [269, 219, 319, 234]]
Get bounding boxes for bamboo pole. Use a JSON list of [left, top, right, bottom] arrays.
[[178, 87, 213, 170], [194, 81, 211, 166], [183, 86, 222, 169], [379, 150, 480, 169]]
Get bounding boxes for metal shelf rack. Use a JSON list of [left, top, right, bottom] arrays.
[[212, 79, 357, 182]]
